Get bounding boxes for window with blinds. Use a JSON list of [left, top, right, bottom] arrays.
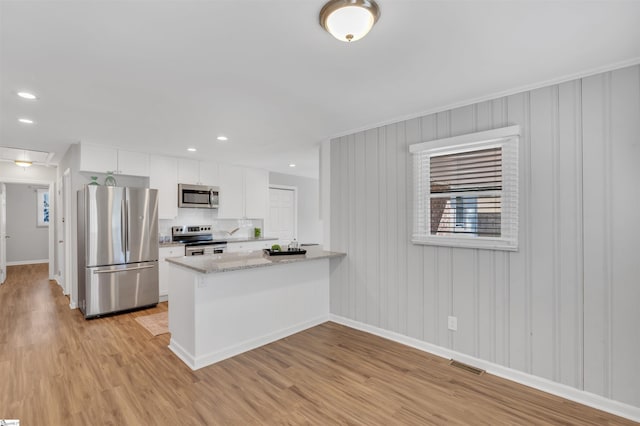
[[410, 126, 519, 251]]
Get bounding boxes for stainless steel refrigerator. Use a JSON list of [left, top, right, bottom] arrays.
[[77, 185, 159, 318]]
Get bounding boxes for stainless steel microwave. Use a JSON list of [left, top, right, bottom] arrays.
[[178, 183, 219, 209]]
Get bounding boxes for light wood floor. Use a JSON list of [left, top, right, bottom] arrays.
[[0, 264, 635, 425]]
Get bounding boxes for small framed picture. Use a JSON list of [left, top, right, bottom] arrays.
[[37, 188, 50, 227]]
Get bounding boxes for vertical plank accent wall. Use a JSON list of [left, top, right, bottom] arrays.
[[329, 64, 640, 407]]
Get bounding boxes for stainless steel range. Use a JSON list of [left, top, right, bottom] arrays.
[[171, 225, 227, 256]]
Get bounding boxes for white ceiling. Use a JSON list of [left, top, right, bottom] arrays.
[[1, 1, 639, 178]]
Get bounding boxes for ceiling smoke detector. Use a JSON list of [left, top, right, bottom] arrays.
[[319, 0, 380, 42]]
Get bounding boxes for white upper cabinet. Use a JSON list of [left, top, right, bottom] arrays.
[[244, 167, 268, 219], [198, 161, 219, 186], [80, 143, 149, 176], [218, 164, 245, 218], [177, 159, 199, 184], [149, 155, 178, 219], [178, 159, 220, 186], [117, 149, 149, 176], [80, 143, 118, 173], [218, 165, 268, 219]]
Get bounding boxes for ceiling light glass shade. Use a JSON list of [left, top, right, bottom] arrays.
[[15, 160, 32, 167], [320, 0, 380, 42]]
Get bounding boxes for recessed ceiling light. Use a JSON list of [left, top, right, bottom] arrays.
[[187, 148, 197, 152], [289, 163, 296, 168], [18, 118, 34, 124], [216, 136, 228, 141], [17, 91, 37, 100]]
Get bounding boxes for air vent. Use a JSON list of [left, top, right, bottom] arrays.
[[449, 359, 485, 376]]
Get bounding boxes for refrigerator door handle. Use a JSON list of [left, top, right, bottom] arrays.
[[121, 199, 127, 255], [93, 264, 155, 274]]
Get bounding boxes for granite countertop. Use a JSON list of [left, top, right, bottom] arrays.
[[159, 242, 186, 248], [166, 246, 345, 274], [224, 237, 278, 243]]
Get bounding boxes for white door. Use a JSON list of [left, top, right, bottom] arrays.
[[0, 183, 6, 284], [48, 182, 55, 279], [63, 170, 72, 297], [268, 187, 296, 244], [56, 177, 65, 289]]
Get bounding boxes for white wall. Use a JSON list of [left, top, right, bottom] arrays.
[[329, 65, 640, 409], [5, 184, 49, 263], [0, 162, 56, 183], [57, 144, 81, 308], [269, 172, 323, 244]]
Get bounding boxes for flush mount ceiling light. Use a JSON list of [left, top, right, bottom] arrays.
[[187, 147, 197, 152], [18, 118, 34, 124], [15, 160, 32, 167], [289, 163, 296, 168], [216, 136, 228, 141], [319, 0, 380, 42]]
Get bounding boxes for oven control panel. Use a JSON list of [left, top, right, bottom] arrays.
[[172, 225, 212, 236]]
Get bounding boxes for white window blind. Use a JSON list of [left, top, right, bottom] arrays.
[[410, 126, 519, 251]]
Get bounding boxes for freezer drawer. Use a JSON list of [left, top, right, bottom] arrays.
[[82, 262, 159, 318]]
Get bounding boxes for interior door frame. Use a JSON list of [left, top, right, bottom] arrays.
[[268, 184, 298, 242], [0, 176, 55, 281], [0, 183, 6, 284], [62, 169, 72, 303]]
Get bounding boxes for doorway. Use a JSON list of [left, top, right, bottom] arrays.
[[268, 186, 297, 244], [54, 169, 71, 296], [0, 177, 55, 287]]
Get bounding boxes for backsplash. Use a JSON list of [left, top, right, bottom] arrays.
[[159, 208, 263, 241]]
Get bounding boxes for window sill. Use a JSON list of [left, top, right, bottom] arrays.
[[411, 236, 518, 251]]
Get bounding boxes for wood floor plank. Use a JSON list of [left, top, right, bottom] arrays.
[[0, 264, 636, 425]]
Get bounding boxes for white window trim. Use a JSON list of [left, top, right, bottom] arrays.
[[409, 125, 520, 251]]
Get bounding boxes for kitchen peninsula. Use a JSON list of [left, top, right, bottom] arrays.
[[165, 247, 345, 370]]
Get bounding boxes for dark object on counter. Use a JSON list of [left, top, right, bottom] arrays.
[[264, 248, 307, 256]]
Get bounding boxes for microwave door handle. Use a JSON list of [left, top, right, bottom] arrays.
[[209, 189, 214, 207]]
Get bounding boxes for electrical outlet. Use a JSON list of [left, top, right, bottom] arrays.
[[447, 316, 458, 331]]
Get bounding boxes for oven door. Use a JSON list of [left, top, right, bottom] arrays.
[[185, 243, 226, 256]]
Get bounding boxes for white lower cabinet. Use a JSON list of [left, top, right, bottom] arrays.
[[226, 240, 272, 253], [159, 246, 183, 300]]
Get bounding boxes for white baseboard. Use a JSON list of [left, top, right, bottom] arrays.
[[168, 339, 197, 370], [159, 292, 168, 303], [7, 259, 48, 266], [329, 314, 640, 423], [171, 314, 330, 371]]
